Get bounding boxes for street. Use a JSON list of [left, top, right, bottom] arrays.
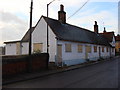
[[3, 57, 119, 88]]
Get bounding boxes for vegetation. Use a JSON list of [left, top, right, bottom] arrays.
[[33, 50, 41, 54]]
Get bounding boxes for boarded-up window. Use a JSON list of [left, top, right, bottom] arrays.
[[94, 46, 97, 52], [33, 43, 43, 53], [86, 45, 91, 53], [16, 42, 21, 55], [65, 44, 71, 52], [102, 47, 104, 52], [78, 45, 82, 53], [106, 47, 109, 52]]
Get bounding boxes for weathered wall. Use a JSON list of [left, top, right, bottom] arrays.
[[5, 42, 29, 55], [5, 43, 16, 55], [21, 42, 29, 55], [32, 17, 56, 62], [57, 40, 114, 66], [2, 53, 49, 78]]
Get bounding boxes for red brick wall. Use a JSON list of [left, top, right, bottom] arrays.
[[3, 61, 27, 76], [31, 54, 49, 71], [2, 53, 49, 78]]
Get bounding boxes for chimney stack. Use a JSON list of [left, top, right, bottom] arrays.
[[58, 4, 66, 24], [94, 21, 98, 34], [103, 27, 106, 33]]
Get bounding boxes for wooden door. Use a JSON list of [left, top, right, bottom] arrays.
[[99, 47, 101, 58], [85, 45, 88, 59], [57, 44, 62, 65]]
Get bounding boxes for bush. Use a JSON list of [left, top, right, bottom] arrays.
[[33, 50, 41, 54]]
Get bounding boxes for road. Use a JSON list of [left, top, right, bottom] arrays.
[[3, 57, 120, 88]]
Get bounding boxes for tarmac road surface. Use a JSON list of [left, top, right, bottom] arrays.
[[3, 57, 120, 88]]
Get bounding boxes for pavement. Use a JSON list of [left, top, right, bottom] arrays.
[[2, 56, 119, 85]]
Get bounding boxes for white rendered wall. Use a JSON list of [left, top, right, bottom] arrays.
[[58, 40, 85, 61], [21, 42, 29, 55], [111, 48, 115, 56], [110, 36, 116, 47], [32, 17, 56, 62], [86, 44, 99, 60], [57, 40, 112, 66], [5, 43, 16, 55], [32, 18, 47, 53], [49, 26, 57, 62], [100, 46, 110, 58]]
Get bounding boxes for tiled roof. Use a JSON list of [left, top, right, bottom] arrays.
[[21, 27, 35, 42], [43, 16, 111, 47], [4, 16, 112, 47], [99, 32, 114, 42], [115, 35, 120, 41], [4, 40, 21, 44]]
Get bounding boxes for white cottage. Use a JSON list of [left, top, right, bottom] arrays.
[[4, 5, 115, 66]]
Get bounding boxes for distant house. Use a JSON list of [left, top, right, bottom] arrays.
[[4, 27, 35, 55], [99, 27, 116, 47], [4, 5, 115, 66], [0, 46, 5, 55], [115, 34, 120, 54]]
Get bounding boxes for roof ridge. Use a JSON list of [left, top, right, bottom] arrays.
[[43, 16, 95, 34]]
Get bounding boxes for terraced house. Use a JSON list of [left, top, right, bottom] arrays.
[[4, 5, 115, 66], [115, 34, 120, 54]]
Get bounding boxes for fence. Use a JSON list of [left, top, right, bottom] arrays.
[[2, 53, 49, 78]]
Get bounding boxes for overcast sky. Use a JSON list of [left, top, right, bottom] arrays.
[[0, 0, 119, 46]]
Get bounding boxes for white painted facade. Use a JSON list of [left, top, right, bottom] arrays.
[[4, 16, 115, 66], [110, 36, 116, 47], [32, 17, 57, 62], [5, 42, 29, 55], [5, 43, 17, 55], [57, 40, 115, 66], [21, 42, 29, 55]]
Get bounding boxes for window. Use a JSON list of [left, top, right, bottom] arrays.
[[33, 43, 43, 53], [106, 47, 109, 52], [102, 47, 104, 52], [86, 45, 91, 53], [94, 46, 97, 52], [65, 44, 71, 52], [78, 45, 82, 53]]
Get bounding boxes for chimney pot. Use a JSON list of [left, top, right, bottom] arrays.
[[95, 21, 97, 25], [60, 4, 64, 11]]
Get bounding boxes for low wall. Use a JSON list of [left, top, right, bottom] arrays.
[[2, 53, 49, 78]]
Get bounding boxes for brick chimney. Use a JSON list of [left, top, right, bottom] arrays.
[[94, 21, 98, 34], [58, 4, 66, 24]]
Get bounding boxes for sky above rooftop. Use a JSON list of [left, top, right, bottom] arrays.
[[0, 0, 119, 46]]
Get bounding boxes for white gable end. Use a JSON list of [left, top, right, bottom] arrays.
[[110, 36, 116, 47], [32, 17, 57, 62]]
